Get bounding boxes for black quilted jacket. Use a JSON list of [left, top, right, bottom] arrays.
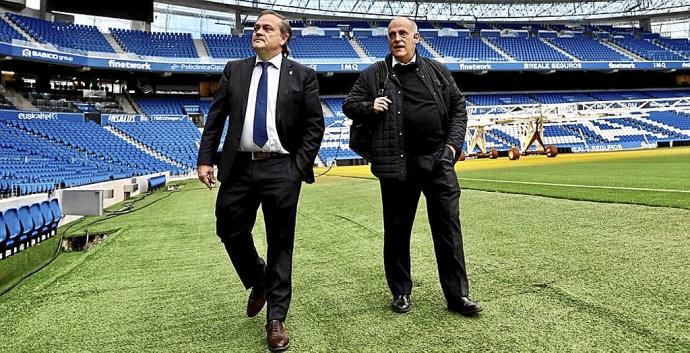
[[342, 54, 468, 180]]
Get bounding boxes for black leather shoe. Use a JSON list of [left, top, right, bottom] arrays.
[[448, 296, 483, 316], [391, 294, 411, 313]]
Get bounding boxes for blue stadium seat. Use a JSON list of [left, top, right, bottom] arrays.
[[40, 201, 55, 236], [49, 199, 62, 232], [18, 205, 38, 246], [147, 175, 166, 191], [3, 208, 21, 254], [8, 13, 114, 52], [30, 203, 48, 240], [0, 212, 9, 259]]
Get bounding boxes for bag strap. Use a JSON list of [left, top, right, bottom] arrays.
[[375, 60, 388, 97]]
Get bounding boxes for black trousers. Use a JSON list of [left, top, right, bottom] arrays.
[[379, 151, 470, 302], [215, 153, 302, 322]]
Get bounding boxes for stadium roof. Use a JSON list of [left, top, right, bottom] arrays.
[[159, 0, 690, 22]]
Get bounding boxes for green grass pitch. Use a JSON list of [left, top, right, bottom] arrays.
[[0, 148, 688, 352]]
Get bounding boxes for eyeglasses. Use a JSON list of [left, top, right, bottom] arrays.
[[388, 31, 411, 40]]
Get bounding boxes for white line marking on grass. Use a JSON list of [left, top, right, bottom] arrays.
[[458, 178, 690, 194]]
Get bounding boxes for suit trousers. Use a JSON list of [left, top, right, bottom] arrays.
[[379, 153, 470, 301], [215, 153, 302, 322]]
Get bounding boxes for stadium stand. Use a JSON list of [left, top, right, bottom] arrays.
[[110, 28, 198, 58], [1, 121, 116, 195], [609, 36, 686, 61], [319, 96, 359, 165], [652, 38, 690, 58], [0, 118, 185, 197], [0, 15, 26, 43], [202, 34, 254, 59], [489, 37, 572, 61], [135, 96, 211, 116], [323, 97, 346, 117], [549, 37, 631, 61], [529, 92, 595, 103], [423, 36, 506, 61], [645, 89, 690, 98], [12, 120, 183, 173], [589, 91, 651, 101], [110, 120, 201, 170], [645, 111, 690, 131], [289, 35, 360, 59], [7, 13, 114, 52], [467, 93, 538, 106]]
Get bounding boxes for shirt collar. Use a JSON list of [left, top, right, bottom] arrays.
[[255, 53, 283, 70], [392, 54, 417, 67]]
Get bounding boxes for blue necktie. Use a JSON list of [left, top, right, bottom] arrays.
[[253, 62, 270, 147]]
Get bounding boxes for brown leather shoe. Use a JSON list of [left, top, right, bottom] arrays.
[[266, 320, 289, 352], [246, 285, 266, 318]]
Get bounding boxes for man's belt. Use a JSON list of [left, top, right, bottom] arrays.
[[240, 152, 289, 160]]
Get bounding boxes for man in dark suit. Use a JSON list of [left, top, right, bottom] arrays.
[[343, 17, 482, 316], [197, 10, 324, 352]]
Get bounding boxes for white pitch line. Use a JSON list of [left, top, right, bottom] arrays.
[[458, 177, 690, 194]]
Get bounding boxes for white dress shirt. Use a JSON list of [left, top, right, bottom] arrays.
[[392, 54, 417, 67], [239, 53, 288, 153]]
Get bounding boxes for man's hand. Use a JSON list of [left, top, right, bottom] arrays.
[[198, 164, 216, 189], [372, 96, 392, 113]]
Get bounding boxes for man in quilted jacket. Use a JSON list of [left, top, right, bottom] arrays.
[[342, 17, 482, 316]]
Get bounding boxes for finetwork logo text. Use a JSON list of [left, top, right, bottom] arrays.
[[108, 60, 152, 70]]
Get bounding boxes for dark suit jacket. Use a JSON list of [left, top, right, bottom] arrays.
[[197, 56, 325, 183]]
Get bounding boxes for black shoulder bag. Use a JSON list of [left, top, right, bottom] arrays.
[[349, 61, 388, 161]]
